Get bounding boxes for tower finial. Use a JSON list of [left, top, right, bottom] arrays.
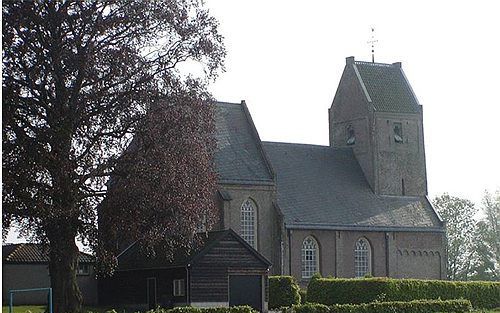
[[367, 27, 378, 63]]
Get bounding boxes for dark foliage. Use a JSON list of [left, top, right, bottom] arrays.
[[307, 277, 500, 309], [144, 306, 257, 313], [269, 276, 302, 309], [2, 1, 225, 312]]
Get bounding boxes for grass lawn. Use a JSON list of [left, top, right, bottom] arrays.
[[1, 306, 121, 313], [2, 306, 47, 313], [3, 306, 500, 313]]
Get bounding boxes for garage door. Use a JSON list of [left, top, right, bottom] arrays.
[[229, 275, 262, 312]]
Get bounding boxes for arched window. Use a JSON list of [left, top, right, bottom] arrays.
[[354, 237, 372, 277], [240, 199, 256, 248], [302, 236, 319, 279]]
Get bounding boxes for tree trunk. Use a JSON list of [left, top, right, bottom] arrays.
[[48, 232, 83, 313]]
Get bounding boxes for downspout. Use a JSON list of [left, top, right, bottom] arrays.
[[334, 231, 338, 277], [385, 232, 390, 277], [186, 264, 190, 304], [287, 229, 292, 275]]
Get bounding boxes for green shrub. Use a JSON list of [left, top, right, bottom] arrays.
[[293, 303, 330, 313], [269, 276, 302, 309], [288, 299, 472, 313], [148, 306, 257, 313], [307, 277, 500, 309], [299, 289, 307, 304]]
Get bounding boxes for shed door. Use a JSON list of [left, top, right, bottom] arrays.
[[147, 277, 157, 309], [229, 275, 262, 312]]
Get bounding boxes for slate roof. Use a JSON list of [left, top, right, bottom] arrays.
[[214, 101, 274, 185], [262, 142, 442, 231], [117, 229, 271, 271], [2, 243, 94, 264], [353, 61, 421, 113]]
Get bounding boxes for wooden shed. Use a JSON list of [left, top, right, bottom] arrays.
[[99, 229, 271, 312]]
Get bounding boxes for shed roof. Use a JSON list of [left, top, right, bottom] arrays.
[[262, 141, 442, 231], [2, 243, 94, 264], [117, 229, 271, 271]]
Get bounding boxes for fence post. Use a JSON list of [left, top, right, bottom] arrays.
[[9, 291, 13, 313], [49, 288, 53, 313]]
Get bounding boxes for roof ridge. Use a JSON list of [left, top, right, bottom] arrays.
[[263, 141, 328, 147], [262, 141, 353, 151], [354, 60, 396, 68]]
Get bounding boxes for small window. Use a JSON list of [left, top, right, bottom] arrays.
[[173, 279, 185, 296], [77, 263, 90, 276], [393, 122, 403, 143], [346, 125, 355, 146]]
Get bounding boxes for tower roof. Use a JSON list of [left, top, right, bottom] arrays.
[[350, 59, 421, 113]]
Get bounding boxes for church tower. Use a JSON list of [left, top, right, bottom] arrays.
[[329, 56, 427, 196]]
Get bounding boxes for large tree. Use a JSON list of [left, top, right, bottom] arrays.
[[2, 1, 225, 312], [433, 194, 477, 280], [471, 190, 500, 280]]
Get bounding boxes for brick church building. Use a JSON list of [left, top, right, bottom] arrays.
[[214, 56, 446, 283]]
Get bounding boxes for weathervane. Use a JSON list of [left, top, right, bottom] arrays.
[[367, 27, 378, 63]]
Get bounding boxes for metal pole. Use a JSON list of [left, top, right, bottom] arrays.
[[49, 288, 53, 313], [9, 291, 13, 313]]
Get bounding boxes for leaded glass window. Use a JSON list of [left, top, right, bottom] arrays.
[[302, 236, 319, 279], [355, 238, 372, 277], [240, 199, 256, 248]]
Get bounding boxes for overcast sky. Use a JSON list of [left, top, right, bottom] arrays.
[[5, 1, 499, 244], [205, 0, 500, 207]]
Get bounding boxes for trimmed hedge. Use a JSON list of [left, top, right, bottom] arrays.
[[145, 306, 257, 313], [287, 299, 472, 313], [299, 289, 307, 304], [269, 276, 302, 309], [307, 277, 500, 309]]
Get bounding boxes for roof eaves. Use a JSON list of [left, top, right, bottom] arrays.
[[116, 265, 186, 272], [218, 178, 275, 186], [286, 222, 445, 233], [217, 189, 232, 201], [273, 201, 284, 219], [117, 240, 138, 258], [425, 195, 444, 225]]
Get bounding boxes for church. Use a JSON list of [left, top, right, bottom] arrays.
[[213, 56, 446, 283]]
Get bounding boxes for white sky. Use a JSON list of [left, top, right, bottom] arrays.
[[205, 0, 500, 207], [4, 0, 500, 244]]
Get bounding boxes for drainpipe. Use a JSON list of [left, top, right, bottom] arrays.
[[288, 229, 292, 275], [186, 264, 190, 304], [385, 232, 390, 277]]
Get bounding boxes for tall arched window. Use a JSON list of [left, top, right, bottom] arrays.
[[302, 236, 319, 279], [354, 237, 372, 277], [240, 199, 256, 248]]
